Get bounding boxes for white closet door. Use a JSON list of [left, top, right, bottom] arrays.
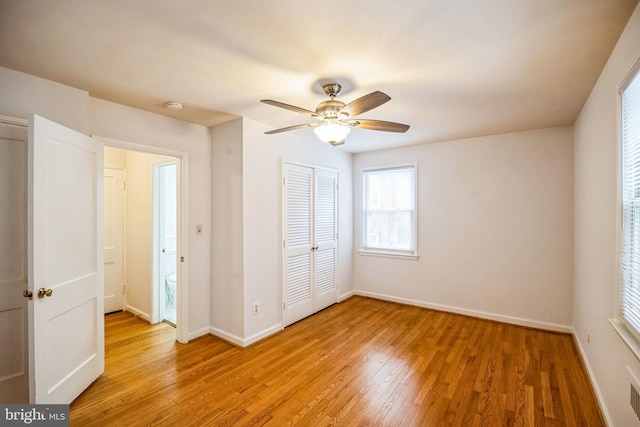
[[314, 169, 338, 311], [282, 163, 314, 327], [282, 163, 339, 328]]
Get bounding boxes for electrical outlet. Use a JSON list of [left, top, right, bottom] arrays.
[[252, 302, 260, 315], [587, 328, 591, 344]]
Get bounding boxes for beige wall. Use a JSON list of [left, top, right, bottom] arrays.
[[210, 117, 353, 345], [90, 97, 212, 338], [104, 145, 126, 169], [125, 150, 175, 319], [210, 119, 245, 340], [0, 66, 89, 133], [573, 3, 640, 425], [353, 126, 575, 330]]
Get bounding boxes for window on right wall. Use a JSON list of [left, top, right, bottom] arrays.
[[361, 164, 417, 258], [619, 61, 640, 340]]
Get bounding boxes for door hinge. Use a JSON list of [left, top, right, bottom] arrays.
[[123, 181, 126, 191], [181, 256, 185, 262], [122, 284, 126, 294], [283, 239, 286, 248], [283, 177, 286, 186], [283, 301, 286, 310]]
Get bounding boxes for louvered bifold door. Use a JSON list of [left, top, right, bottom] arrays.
[[282, 164, 314, 327], [314, 169, 338, 312]]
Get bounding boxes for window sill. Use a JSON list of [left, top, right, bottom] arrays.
[[610, 318, 640, 361], [358, 250, 419, 260]]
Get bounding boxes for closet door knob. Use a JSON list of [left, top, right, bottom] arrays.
[[37, 288, 53, 298]]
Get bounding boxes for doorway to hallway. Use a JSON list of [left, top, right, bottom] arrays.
[[103, 146, 181, 332]]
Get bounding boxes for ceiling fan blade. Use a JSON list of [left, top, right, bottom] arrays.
[[351, 119, 410, 133], [264, 123, 317, 134], [261, 100, 321, 118], [340, 91, 391, 117]]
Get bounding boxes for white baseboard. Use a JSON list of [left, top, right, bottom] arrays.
[[339, 290, 355, 301], [244, 323, 282, 347], [354, 290, 573, 333], [572, 332, 613, 427], [209, 323, 282, 347], [125, 305, 151, 323], [188, 326, 211, 341], [209, 327, 245, 347]]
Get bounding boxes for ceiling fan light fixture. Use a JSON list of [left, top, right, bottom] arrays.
[[313, 122, 351, 144]]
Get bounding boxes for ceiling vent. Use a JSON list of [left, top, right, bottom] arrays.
[[165, 102, 183, 110]]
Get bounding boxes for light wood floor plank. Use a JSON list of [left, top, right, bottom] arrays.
[[70, 296, 605, 426]]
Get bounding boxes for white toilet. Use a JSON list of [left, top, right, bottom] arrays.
[[165, 274, 176, 307]]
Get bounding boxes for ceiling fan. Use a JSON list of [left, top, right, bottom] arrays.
[[261, 83, 410, 146]]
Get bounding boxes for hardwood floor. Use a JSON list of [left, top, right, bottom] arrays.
[[70, 296, 604, 426]]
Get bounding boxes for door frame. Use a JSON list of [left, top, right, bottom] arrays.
[[281, 159, 340, 327], [0, 114, 29, 403], [94, 136, 190, 344]]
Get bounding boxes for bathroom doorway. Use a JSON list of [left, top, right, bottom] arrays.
[[154, 161, 177, 326]]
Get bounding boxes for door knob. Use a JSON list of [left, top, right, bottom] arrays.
[[23, 289, 33, 300], [37, 288, 53, 298]]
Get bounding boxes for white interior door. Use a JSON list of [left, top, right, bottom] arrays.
[[282, 163, 339, 328], [0, 120, 28, 403], [104, 168, 125, 313], [28, 114, 104, 404], [282, 163, 314, 327], [313, 169, 338, 312]]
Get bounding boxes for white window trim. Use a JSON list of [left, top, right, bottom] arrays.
[[357, 249, 419, 260], [610, 319, 640, 361], [613, 55, 640, 358], [359, 163, 418, 259]]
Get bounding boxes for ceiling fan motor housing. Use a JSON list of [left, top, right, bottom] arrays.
[[316, 99, 347, 118]]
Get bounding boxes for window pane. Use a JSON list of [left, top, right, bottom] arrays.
[[621, 65, 640, 336], [362, 166, 416, 255], [366, 169, 413, 209], [364, 210, 412, 251]]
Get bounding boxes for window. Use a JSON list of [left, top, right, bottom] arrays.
[[362, 165, 417, 257], [620, 63, 640, 338]]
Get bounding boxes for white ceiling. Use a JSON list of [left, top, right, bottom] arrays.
[[0, 0, 637, 152]]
